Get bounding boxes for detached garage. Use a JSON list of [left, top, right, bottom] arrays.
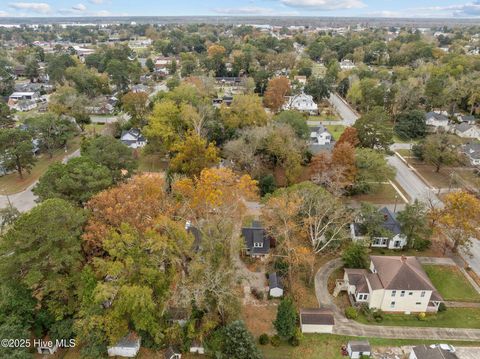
[[107, 333, 141, 358], [300, 308, 334, 333]]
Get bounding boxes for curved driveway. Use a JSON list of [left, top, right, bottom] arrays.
[[0, 149, 81, 212], [315, 259, 480, 341]]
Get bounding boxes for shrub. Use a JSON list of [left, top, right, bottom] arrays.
[[270, 335, 281, 347], [413, 238, 431, 251], [258, 334, 269, 345], [373, 309, 383, 322], [438, 302, 447, 312], [417, 312, 426, 321], [251, 287, 264, 300], [345, 306, 358, 319], [289, 336, 300, 346]]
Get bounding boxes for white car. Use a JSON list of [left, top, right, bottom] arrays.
[[429, 344, 456, 353]]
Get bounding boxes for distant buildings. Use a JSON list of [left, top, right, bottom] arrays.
[[340, 59, 356, 70]]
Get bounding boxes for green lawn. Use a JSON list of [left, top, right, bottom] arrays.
[[260, 334, 480, 359], [356, 307, 480, 328], [424, 265, 480, 302], [0, 136, 81, 195], [348, 183, 402, 204], [325, 125, 346, 141], [137, 153, 168, 173]]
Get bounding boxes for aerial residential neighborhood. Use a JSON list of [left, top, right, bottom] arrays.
[[1, 3, 480, 359]]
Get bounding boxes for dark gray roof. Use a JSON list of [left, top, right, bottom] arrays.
[[187, 226, 202, 252], [268, 272, 283, 289], [348, 340, 371, 352], [464, 143, 480, 160], [455, 122, 475, 133], [121, 128, 146, 143], [425, 112, 448, 123], [379, 207, 402, 235], [412, 345, 458, 359], [242, 221, 270, 255], [300, 308, 334, 325], [165, 347, 181, 359]]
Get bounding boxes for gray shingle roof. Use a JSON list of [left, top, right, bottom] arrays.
[[300, 308, 334, 325], [412, 345, 458, 359], [242, 221, 270, 255], [348, 340, 371, 353], [379, 207, 402, 236], [268, 272, 283, 289]]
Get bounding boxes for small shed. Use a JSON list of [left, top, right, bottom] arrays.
[[37, 337, 58, 355], [347, 340, 371, 359], [189, 341, 205, 354], [165, 346, 182, 359], [299, 308, 334, 333], [107, 333, 141, 357], [268, 272, 284, 298]]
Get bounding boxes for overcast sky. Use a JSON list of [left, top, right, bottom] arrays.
[[1, 0, 480, 18]]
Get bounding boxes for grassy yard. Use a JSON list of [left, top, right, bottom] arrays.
[[0, 136, 81, 195], [424, 265, 480, 302], [396, 149, 412, 157], [349, 183, 403, 204], [356, 307, 480, 328], [325, 125, 346, 141], [260, 333, 480, 359], [137, 153, 168, 173]]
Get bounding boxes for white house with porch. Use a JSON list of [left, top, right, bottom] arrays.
[[283, 93, 318, 115], [334, 256, 442, 314], [350, 207, 407, 249]]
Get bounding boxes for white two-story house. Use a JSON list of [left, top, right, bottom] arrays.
[[336, 256, 442, 314], [283, 93, 318, 115], [425, 112, 449, 132]]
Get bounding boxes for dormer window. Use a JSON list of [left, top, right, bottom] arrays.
[[254, 242, 263, 248]]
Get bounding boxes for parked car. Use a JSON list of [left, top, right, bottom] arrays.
[[429, 344, 456, 353]]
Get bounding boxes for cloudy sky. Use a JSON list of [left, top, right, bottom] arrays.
[[1, 0, 480, 18]]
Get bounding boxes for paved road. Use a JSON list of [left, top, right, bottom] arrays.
[[315, 259, 480, 341], [387, 155, 442, 205], [0, 149, 81, 213], [327, 92, 359, 126]]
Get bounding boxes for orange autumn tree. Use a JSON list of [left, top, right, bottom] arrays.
[[263, 77, 291, 113], [335, 126, 360, 148], [437, 191, 480, 253], [83, 173, 172, 257], [172, 167, 258, 221], [310, 143, 356, 195]]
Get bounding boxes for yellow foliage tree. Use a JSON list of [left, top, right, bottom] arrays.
[[170, 132, 220, 177], [438, 191, 480, 252]]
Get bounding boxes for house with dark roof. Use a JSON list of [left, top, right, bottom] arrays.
[[300, 308, 334, 333], [350, 207, 407, 249], [409, 345, 458, 359], [425, 112, 449, 131], [454, 123, 480, 139], [336, 256, 442, 314], [241, 220, 271, 258], [463, 143, 480, 166]]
